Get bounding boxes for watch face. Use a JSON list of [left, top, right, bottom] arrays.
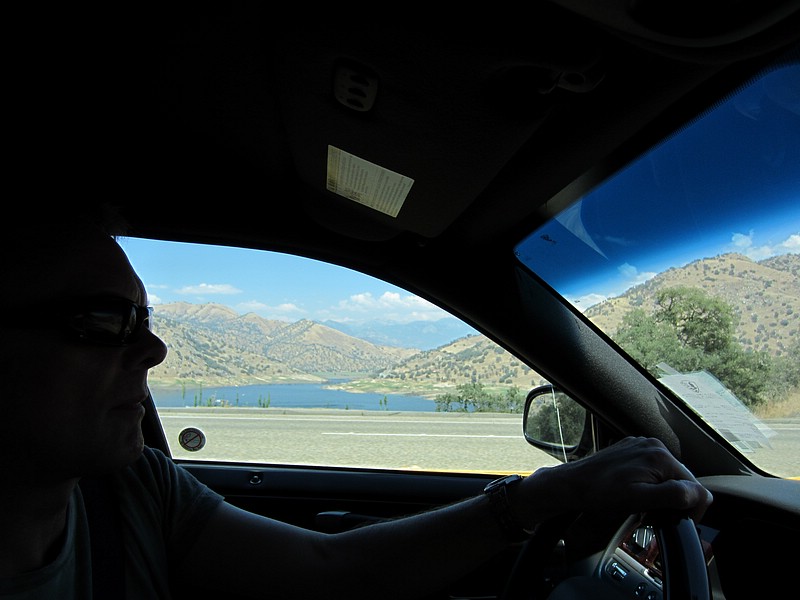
[[484, 473, 528, 541], [485, 474, 522, 493]]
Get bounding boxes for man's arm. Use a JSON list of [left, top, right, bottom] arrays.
[[174, 437, 712, 600]]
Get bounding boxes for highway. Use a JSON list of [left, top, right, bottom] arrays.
[[156, 408, 800, 478]]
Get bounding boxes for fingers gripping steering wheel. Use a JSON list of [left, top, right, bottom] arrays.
[[501, 512, 710, 600]]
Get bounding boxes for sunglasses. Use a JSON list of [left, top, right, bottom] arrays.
[[24, 296, 154, 346]]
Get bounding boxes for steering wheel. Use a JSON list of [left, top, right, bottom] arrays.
[[501, 512, 710, 600]]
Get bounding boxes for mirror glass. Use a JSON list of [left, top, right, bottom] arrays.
[[524, 387, 586, 447]]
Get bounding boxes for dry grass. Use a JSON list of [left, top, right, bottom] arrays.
[[754, 388, 800, 419]]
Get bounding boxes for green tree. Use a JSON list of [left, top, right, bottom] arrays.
[[615, 308, 703, 373], [705, 345, 771, 406], [501, 386, 524, 413], [765, 338, 800, 402], [614, 287, 771, 407], [456, 382, 490, 412], [655, 286, 735, 353], [433, 383, 524, 413], [434, 392, 459, 412], [528, 393, 585, 444]]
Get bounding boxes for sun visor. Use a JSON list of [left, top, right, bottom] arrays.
[[273, 27, 603, 241]]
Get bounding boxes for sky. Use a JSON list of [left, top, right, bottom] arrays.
[[561, 225, 799, 310], [516, 193, 800, 310], [120, 237, 453, 324], [515, 62, 800, 310], [121, 215, 799, 327]]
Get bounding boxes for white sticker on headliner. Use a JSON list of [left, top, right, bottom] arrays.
[[326, 145, 414, 218]]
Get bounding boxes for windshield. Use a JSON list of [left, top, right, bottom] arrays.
[[515, 58, 799, 478]]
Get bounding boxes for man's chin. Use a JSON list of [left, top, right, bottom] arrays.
[[120, 429, 146, 465], [82, 429, 145, 477]]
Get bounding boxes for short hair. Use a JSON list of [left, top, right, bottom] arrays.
[[29, 202, 129, 236], [0, 203, 130, 294]]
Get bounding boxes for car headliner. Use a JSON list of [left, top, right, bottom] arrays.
[[46, 3, 797, 252]]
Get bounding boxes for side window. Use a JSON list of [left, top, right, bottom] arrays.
[[122, 237, 559, 474]]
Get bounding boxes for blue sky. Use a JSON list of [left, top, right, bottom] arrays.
[[120, 237, 453, 324], [515, 62, 799, 310], [563, 224, 798, 309], [517, 193, 799, 311]]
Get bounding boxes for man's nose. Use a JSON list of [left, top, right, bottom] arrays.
[[129, 327, 169, 369]]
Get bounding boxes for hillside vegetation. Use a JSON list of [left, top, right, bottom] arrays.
[[147, 253, 799, 415], [149, 302, 415, 387], [586, 253, 800, 357]]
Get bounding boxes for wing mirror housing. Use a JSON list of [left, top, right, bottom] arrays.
[[523, 385, 591, 462]]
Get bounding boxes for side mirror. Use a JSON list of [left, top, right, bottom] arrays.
[[523, 385, 590, 462]]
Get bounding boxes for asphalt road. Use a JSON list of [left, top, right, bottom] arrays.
[[749, 418, 800, 479], [156, 408, 800, 478], [158, 408, 560, 474]]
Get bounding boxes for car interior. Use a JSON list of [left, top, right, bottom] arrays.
[[21, 2, 800, 599]]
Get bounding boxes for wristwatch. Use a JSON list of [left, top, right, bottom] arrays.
[[484, 473, 529, 542]]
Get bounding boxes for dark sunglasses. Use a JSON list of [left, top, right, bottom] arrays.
[[64, 297, 153, 345], [20, 296, 154, 346]]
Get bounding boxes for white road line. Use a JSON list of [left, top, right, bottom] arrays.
[[322, 432, 519, 439]]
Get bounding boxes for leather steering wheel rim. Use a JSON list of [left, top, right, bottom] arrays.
[[652, 514, 710, 600]]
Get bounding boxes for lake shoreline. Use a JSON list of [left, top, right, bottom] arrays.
[[150, 381, 435, 412]]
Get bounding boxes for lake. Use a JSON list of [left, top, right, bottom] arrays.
[[150, 382, 436, 412]]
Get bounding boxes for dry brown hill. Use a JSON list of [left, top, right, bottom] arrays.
[[585, 253, 800, 356], [148, 302, 415, 387], [346, 334, 548, 398]]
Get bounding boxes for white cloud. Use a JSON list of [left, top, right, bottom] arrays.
[[176, 283, 242, 295], [603, 236, 632, 247], [730, 231, 800, 260], [236, 300, 305, 322], [618, 263, 638, 278], [142, 283, 168, 305], [567, 293, 608, 312], [566, 263, 655, 310], [327, 291, 449, 323], [231, 291, 449, 324], [565, 264, 657, 312], [732, 230, 754, 249], [618, 263, 657, 286], [780, 233, 800, 251]]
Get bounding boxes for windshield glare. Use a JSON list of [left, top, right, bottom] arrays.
[[515, 60, 799, 479]]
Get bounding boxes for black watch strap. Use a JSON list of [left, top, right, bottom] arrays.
[[484, 474, 529, 542]]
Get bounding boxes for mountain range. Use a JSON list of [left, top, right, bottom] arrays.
[[585, 252, 799, 357], [147, 252, 799, 395]]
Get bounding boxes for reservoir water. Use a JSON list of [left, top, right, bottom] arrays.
[[150, 382, 435, 412]]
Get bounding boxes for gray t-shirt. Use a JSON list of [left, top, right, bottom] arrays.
[[0, 447, 224, 599]]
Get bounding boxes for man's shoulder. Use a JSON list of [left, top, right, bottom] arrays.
[[121, 445, 224, 507], [124, 445, 172, 483], [138, 445, 170, 467], [100, 445, 183, 503]]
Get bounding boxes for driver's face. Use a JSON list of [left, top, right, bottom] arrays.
[[0, 231, 168, 483]]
